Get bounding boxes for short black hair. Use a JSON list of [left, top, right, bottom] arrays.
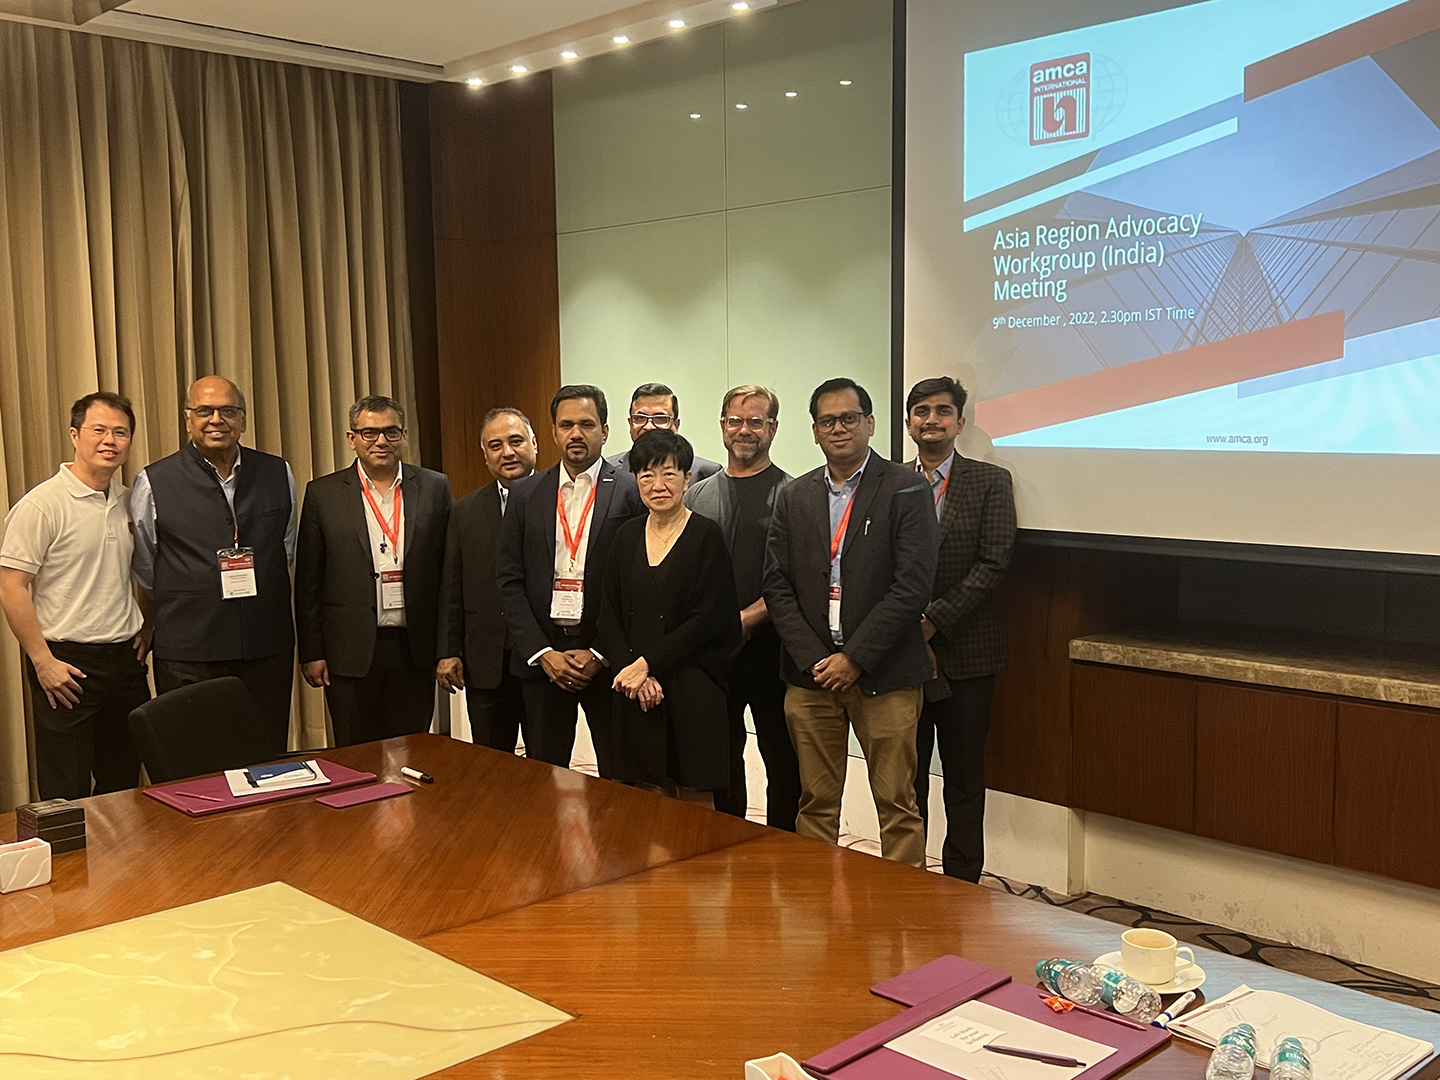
[[551, 384, 608, 425], [808, 377, 873, 421], [629, 429, 694, 475], [630, 382, 679, 419], [70, 392, 135, 434], [906, 376, 968, 415], [350, 394, 406, 430], [480, 406, 534, 437]]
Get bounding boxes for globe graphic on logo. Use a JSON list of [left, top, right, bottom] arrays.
[[993, 53, 1128, 144]]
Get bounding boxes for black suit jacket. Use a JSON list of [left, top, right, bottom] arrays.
[[909, 454, 1017, 681], [497, 459, 644, 678], [295, 462, 453, 679], [437, 481, 511, 690], [762, 453, 938, 694]]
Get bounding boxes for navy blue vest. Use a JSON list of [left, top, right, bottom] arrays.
[[147, 444, 294, 662]]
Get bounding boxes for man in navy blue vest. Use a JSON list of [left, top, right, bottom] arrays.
[[133, 376, 297, 751]]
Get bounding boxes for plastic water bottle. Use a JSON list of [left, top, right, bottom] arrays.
[[1094, 966, 1163, 1023], [1035, 958, 1104, 1005], [1205, 1024, 1259, 1080], [1270, 1038, 1313, 1080]]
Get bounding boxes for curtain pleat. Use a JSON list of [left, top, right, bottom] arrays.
[[0, 23, 417, 807]]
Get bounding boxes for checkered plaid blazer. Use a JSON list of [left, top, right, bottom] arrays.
[[909, 454, 1017, 680]]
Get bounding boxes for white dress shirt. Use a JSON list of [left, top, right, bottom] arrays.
[[358, 462, 406, 628]]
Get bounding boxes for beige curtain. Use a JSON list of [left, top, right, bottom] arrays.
[[0, 23, 416, 810]]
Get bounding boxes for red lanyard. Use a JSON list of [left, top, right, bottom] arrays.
[[557, 474, 599, 568], [358, 462, 402, 557], [917, 460, 951, 506], [830, 495, 857, 566]]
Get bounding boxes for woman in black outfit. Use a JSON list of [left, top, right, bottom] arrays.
[[596, 429, 742, 806]]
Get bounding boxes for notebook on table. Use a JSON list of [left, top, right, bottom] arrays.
[[144, 760, 376, 816]]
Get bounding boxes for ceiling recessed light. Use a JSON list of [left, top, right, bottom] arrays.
[[732, 1, 750, 9], [785, 90, 798, 98], [735, 102, 748, 109], [510, 64, 528, 74], [613, 34, 630, 44], [560, 49, 578, 60], [466, 77, 482, 87], [839, 79, 853, 86], [668, 18, 686, 28], [690, 112, 702, 119]]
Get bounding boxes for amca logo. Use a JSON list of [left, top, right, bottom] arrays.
[[1030, 53, 1090, 145]]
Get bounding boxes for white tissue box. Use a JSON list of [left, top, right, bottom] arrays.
[[744, 1052, 812, 1080], [0, 837, 52, 893]]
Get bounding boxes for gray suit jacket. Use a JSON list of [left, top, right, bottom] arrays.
[[762, 454, 938, 694], [909, 455, 1017, 681], [608, 447, 722, 482]]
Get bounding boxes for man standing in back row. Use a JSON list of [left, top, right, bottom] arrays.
[[295, 395, 453, 746], [499, 385, 644, 774], [906, 376, 1016, 882], [608, 383, 721, 482], [684, 384, 800, 829], [763, 377, 938, 867], [132, 376, 297, 751]]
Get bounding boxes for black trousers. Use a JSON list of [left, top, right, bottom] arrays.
[[915, 674, 995, 881], [153, 650, 294, 754], [27, 640, 148, 800], [715, 626, 800, 830], [465, 649, 524, 753], [325, 630, 436, 747], [520, 670, 615, 777]]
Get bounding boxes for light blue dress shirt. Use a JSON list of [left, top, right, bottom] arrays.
[[824, 450, 871, 644], [919, 450, 955, 522]]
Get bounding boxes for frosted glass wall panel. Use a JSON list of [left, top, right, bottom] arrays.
[[556, 213, 730, 465], [727, 187, 893, 475], [552, 26, 726, 233], [724, 0, 892, 209]]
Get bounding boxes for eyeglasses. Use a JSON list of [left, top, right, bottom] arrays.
[[722, 416, 774, 432], [353, 427, 404, 444], [187, 405, 244, 421], [814, 411, 866, 432], [629, 413, 675, 430], [82, 425, 132, 442]]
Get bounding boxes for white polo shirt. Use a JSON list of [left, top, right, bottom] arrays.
[[0, 464, 143, 644]]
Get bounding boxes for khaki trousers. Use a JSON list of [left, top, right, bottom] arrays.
[[784, 683, 926, 868]]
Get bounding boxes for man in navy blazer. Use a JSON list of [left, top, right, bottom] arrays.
[[497, 385, 643, 774]]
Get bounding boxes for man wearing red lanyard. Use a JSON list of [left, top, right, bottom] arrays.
[[497, 385, 644, 775], [905, 376, 1016, 882], [295, 395, 453, 746], [763, 377, 938, 868]]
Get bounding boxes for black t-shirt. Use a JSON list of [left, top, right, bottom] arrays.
[[730, 465, 783, 608]]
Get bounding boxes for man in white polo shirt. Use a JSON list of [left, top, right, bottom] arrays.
[[0, 392, 153, 800]]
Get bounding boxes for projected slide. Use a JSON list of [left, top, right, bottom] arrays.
[[959, 0, 1440, 454]]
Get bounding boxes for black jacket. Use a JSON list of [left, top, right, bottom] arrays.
[[437, 481, 510, 689]]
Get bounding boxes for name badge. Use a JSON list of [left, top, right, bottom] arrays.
[[218, 548, 257, 599], [828, 584, 843, 635], [550, 574, 584, 623], [380, 568, 405, 610]]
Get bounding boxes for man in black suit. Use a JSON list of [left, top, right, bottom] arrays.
[[436, 408, 537, 752], [295, 395, 453, 746], [607, 382, 721, 481], [763, 377, 938, 868], [906, 376, 1016, 881], [498, 385, 644, 775]]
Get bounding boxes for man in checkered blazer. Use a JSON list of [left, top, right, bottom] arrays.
[[907, 376, 1017, 881]]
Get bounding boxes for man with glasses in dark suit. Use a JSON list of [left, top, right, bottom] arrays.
[[905, 375, 1016, 882], [607, 382, 721, 482], [763, 377, 938, 867]]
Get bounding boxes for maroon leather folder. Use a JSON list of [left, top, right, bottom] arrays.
[[803, 955, 1170, 1080], [144, 760, 376, 816]]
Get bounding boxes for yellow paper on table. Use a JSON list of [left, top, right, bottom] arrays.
[[0, 881, 569, 1079]]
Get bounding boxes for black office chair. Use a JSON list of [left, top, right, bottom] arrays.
[[128, 677, 277, 784]]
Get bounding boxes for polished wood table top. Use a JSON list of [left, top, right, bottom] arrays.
[[4, 734, 1438, 1078]]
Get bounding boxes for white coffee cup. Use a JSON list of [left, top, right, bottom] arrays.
[[1120, 928, 1195, 985]]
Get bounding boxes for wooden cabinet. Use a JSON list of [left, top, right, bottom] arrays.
[[1335, 700, 1440, 889], [1071, 664, 1196, 833], [1194, 683, 1336, 863]]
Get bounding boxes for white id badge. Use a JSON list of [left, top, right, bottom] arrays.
[[380, 569, 405, 610], [828, 584, 842, 635], [218, 549, 258, 599], [550, 574, 584, 622]]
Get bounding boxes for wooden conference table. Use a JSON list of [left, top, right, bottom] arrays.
[[3, 733, 1439, 1078]]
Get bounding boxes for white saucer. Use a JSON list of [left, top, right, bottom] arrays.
[[1095, 950, 1207, 994]]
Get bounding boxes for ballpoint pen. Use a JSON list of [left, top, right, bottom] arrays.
[[985, 1044, 1087, 1068], [1153, 991, 1197, 1028]]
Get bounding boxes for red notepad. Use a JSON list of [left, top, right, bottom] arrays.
[[144, 760, 376, 816], [803, 955, 1169, 1080]]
